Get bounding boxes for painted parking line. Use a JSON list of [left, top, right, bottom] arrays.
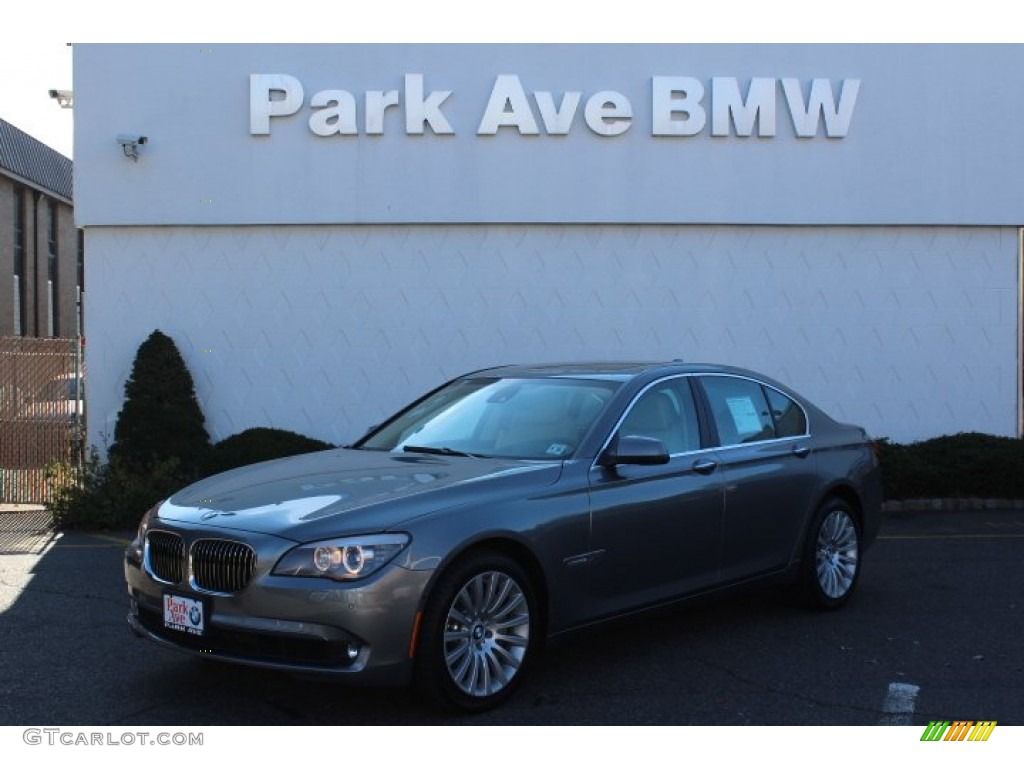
[[82, 532, 132, 545], [878, 533, 1024, 540], [879, 681, 920, 726]]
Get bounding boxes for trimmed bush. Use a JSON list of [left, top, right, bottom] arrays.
[[201, 427, 334, 477], [879, 432, 1024, 500], [108, 330, 210, 477], [47, 450, 185, 530], [49, 330, 211, 531]]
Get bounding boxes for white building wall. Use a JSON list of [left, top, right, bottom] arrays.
[[85, 224, 1019, 449]]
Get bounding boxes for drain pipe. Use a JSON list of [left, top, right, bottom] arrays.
[[32, 190, 41, 337]]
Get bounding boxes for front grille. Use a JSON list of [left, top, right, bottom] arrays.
[[191, 539, 257, 594], [146, 531, 184, 584]]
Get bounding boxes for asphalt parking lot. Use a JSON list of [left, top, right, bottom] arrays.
[[0, 508, 1021, 726]]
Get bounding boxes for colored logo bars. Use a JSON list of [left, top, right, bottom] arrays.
[[920, 721, 997, 742]]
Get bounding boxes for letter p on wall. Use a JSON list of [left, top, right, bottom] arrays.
[[251, 74, 305, 134]]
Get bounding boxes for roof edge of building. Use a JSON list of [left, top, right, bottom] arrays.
[[0, 117, 73, 201]]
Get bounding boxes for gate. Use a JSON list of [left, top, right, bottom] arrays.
[[0, 337, 84, 504]]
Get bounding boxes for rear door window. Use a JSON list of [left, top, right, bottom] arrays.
[[700, 376, 776, 446]]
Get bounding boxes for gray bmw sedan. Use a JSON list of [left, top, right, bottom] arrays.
[[125, 362, 882, 710]]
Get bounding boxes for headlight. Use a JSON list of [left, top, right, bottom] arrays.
[[273, 533, 409, 581], [127, 502, 162, 564]]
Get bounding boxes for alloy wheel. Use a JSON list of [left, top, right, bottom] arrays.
[[815, 508, 859, 599], [442, 570, 531, 698]]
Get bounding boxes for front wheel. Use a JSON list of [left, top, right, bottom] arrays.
[[797, 498, 862, 609], [414, 551, 537, 711]]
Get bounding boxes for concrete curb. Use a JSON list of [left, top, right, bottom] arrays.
[[0, 504, 47, 514], [882, 498, 1024, 513]]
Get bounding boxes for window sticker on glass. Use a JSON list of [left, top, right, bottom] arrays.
[[725, 396, 763, 435]]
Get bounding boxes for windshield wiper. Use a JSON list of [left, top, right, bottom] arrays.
[[402, 445, 486, 458]]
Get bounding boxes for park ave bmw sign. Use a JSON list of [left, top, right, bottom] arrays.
[[249, 73, 860, 139]]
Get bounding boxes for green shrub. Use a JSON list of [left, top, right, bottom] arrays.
[[202, 427, 334, 477], [108, 329, 210, 477], [879, 432, 1024, 500], [47, 449, 186, 530], [48, 330, 211, 531]]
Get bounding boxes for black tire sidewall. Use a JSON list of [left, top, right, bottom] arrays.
[[414, 550, 537, 712]]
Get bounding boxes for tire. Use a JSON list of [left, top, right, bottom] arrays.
[[414, 550, 537, 712], [797, 498, 862, 610]]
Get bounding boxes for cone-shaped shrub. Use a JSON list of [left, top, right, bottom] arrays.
[[108, 330, 210, 477]]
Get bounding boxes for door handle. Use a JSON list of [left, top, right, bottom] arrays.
[[692, 459, 718, 475], [792, 445, 811, 459]]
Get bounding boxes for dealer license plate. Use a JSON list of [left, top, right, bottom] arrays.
[[163, 593, 205, 636]]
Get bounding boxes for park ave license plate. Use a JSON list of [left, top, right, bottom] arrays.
[[163, 593, 205, 636]]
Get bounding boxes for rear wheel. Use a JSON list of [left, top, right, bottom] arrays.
[[797, 498, 862, 609], [414, 551, 537, 711]]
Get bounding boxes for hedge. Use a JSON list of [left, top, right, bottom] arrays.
[[878, 432, 1024, 500], [200, 427, 334, 477]]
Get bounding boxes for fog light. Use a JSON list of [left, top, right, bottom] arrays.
[[345, 643, 360, 661]]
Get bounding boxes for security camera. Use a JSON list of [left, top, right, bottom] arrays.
[[48, 89, 73, 108], [117, 134, 148, 146], [116, 134, 148, 161]]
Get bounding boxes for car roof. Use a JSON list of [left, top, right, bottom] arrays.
[[468, 361, 758, 381]]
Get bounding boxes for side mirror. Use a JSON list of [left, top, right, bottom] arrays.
[[599, 434, 670, 467]]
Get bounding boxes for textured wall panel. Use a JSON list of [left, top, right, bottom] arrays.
[[85, 225, 1019, 450]]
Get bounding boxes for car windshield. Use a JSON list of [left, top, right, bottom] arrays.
[[356, 377, 621, 459]]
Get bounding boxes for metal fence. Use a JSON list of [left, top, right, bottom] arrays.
[[0, 337, 84, 504]]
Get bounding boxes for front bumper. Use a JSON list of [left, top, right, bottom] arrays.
[[124, 522, 431, 686]]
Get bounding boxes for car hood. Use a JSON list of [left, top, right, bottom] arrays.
[[158, 448, 563, 541]]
